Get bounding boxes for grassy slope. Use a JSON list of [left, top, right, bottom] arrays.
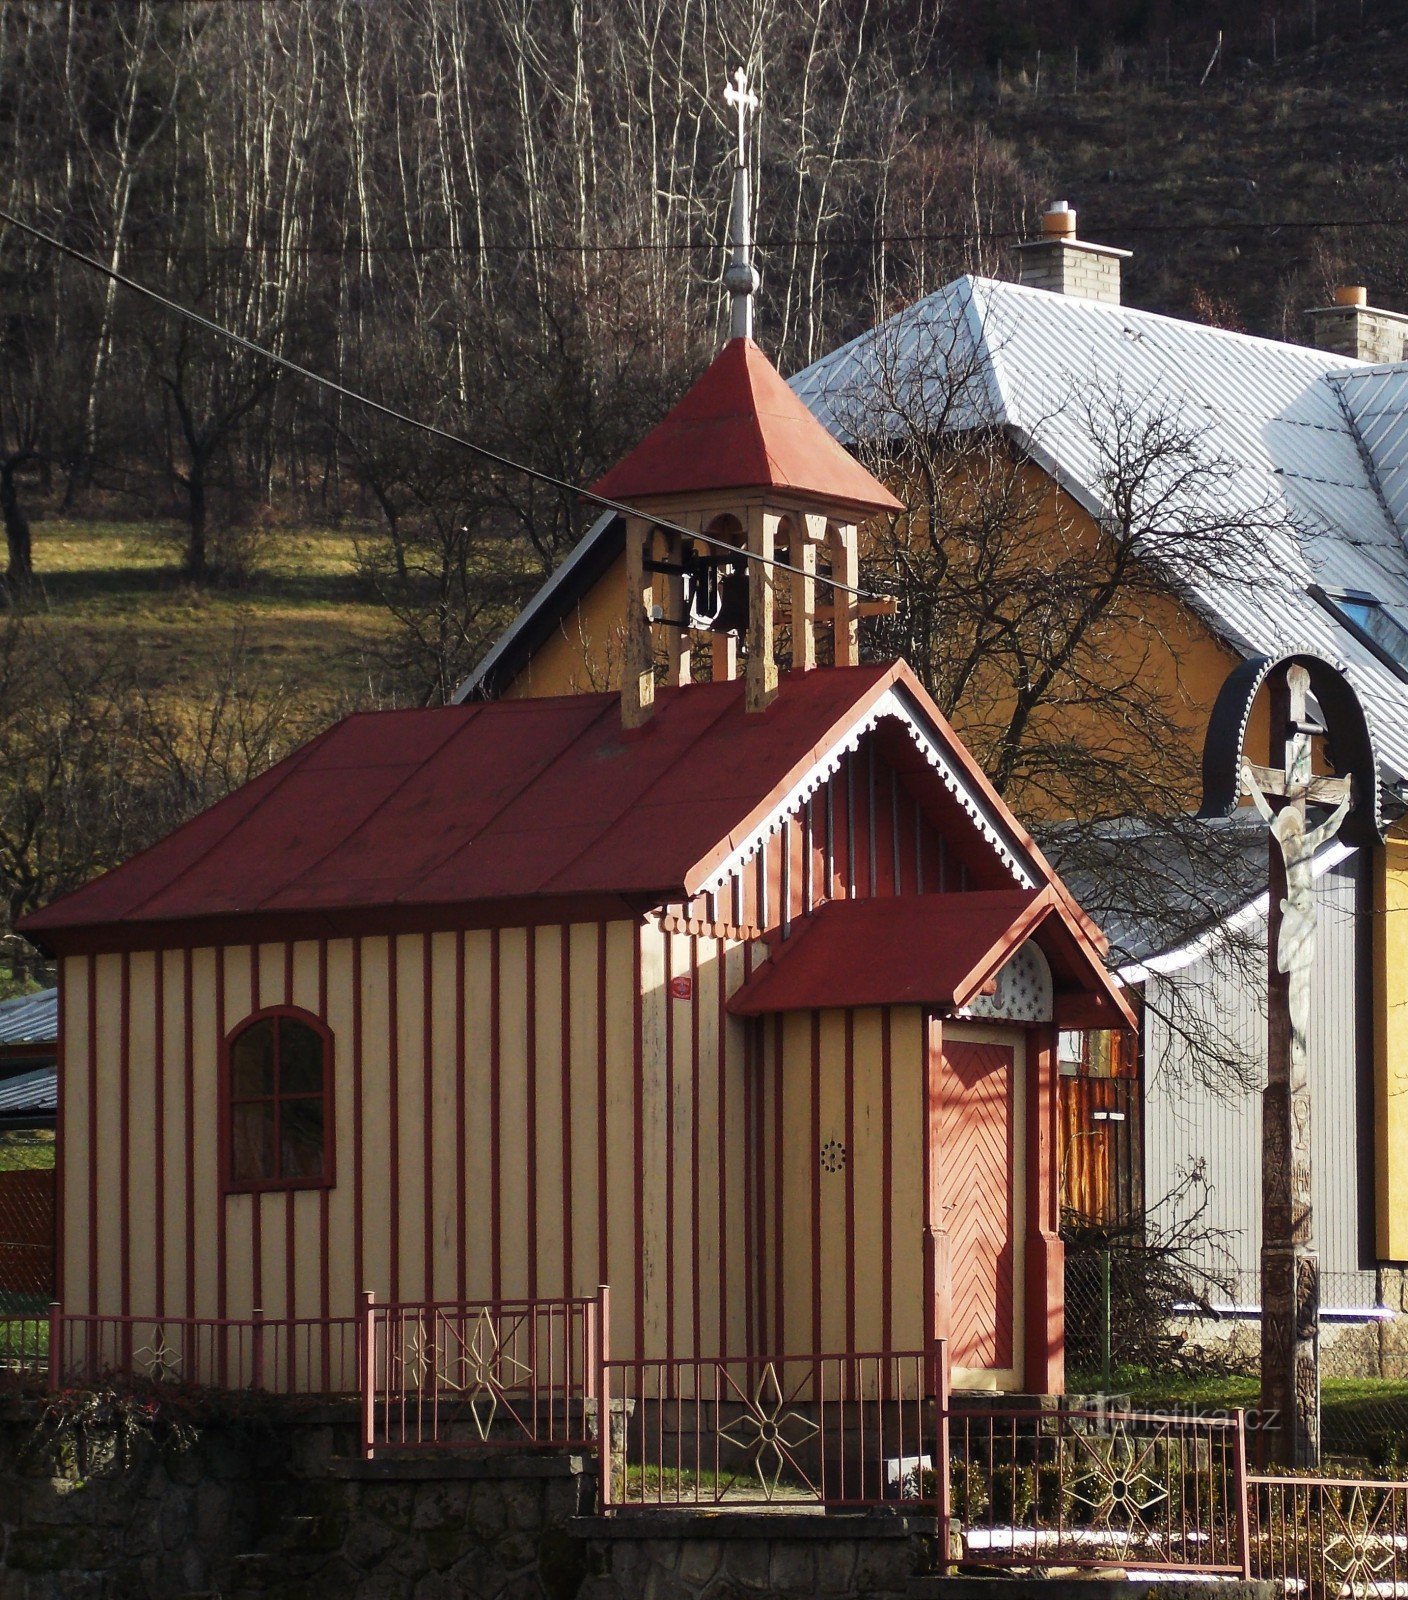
[[982, 21, 1408, 336], [23, 518, 394, 716]]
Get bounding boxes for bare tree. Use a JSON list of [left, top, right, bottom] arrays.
[[820, 306, 1285, 1089]]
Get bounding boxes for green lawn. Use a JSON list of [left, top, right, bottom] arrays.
[[21, 517, 395, 716], [1069, 1367, 1408, 1467], [0, 1131, 54, 1173]]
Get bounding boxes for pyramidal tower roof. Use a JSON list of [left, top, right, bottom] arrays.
[[589, 335, 903, 516]]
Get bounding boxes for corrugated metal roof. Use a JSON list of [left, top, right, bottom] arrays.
[[0, 1066, 55, 1118], [0, 989, 57, 1047], [791, 276, 1408, 788]]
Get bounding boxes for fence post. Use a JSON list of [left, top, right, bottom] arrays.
[[46, 1300, 61, 1392], [1234, 1407, 1252, 1579], [252, 1306, 265, 1391], [359, 1289, 377, 1461], [930, 1334, 951, 1565], [597, 1284, 611, 1512]]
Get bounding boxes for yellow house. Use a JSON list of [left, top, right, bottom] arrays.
[[462, 208, 1408, 1325]]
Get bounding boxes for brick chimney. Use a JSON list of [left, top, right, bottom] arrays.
[[1305, 285, 1408, 364], [1011, 201, 1131, 305]]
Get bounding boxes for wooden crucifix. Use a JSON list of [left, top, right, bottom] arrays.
[[1201, 654, 1380, 1469]]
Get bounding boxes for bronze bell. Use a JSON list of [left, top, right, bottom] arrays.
[[711, 566, 750, 637]]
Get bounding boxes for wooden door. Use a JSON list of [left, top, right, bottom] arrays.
[[940, 1038, 1015, 1371]]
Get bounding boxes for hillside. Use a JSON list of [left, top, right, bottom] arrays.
[[18, 520, 394, 716], [978, 17, 1408, 336]]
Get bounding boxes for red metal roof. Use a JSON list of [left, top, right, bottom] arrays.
[[589, 338, 903, 516], [19, 658, 1124, 1027], [22, 665, 903, 945], [728, 890, 1135, 1028]]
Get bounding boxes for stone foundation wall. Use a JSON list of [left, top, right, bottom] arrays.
[[576, 1513, 927, 1600], [0, 1398, 594, 1599]]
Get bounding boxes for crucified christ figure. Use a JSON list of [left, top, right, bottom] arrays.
[[1242, 758, 1352, 1065]]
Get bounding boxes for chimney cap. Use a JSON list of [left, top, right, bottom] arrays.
[[1334, 285, 1369, 308], [1042, 200, 1077, 237]]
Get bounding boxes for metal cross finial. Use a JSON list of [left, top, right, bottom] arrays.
[[724, 67, 758, 166]]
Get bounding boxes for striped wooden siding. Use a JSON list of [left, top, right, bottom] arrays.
[[56, 723, 1058, 1384], [59, 922, 760, 1370], [672, 740, 969, 938], [754, 1007, 928, 1362]]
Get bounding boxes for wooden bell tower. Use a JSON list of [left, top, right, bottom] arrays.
[[589, 69, 902, 729]]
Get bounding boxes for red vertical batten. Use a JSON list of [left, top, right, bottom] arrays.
[[183, 949, 195, 1321], [923, 1015, 944, 1354], [119, 952, 131, 1320], [772, 1016, 785, 1354], [317, 939, 331, 1368], [845, 753, 857, 897], [525, 925, 538, 1302], [53, 956, 66, 1313], [809, 1010, 822, 1353], [284, 942, 296, 1342], [890, 767, 904, 895], [715, 938, 729, 1359], [844, 1008, 857, 1355], [489, 928, 502, 1302], [455, 930, 468, 1306], [823, 776, 836, 900], [421, 932, 434, 1301], [881, 1009, 894, 1353], [742, 951, 759, 1353], [912, 797, 924, 894], [801, 799, 813, 916], [596, 922, 609, 1291], [866, 743, 879, 896], [689, 936, 702, 1355], [215, 953, 228, 1325], [1024, 1023, 1064, 1395], [559, 924, 573, 1299], [351, 936, 365, 1300], [387, 935, 400, 1301], [85, 954, 97, 1313], [631, 927, 645, 1359], [153, 950, 166, 1317], [248, 946, 262, 1323], [662, 933, 675, 1360], [778, 823, 791, 937]]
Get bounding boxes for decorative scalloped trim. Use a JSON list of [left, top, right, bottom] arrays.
[[692, 685, 1035, 898], [956, 939, 1054, 1023]]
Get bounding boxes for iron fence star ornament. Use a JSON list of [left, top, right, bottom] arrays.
[[134, 1327, 181, 1383], [717, 1361, 820, 1500], [1318, 1484, 1395, 1587], [440, 1307, 532, 1441], [1075, 1420, 1171, 1529]]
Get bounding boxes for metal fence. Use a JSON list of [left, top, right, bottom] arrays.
[[605, 1348, 943, 1511], [8, 1294, 1408, 1598], [1247, 1473, 1408, 1597], [361, 1290, 606, 1458], [948, 1401, 1248, 1575]]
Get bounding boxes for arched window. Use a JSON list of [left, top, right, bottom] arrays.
[[224, 1010, 333, 1192]]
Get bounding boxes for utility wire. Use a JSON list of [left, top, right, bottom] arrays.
[[0, 205, 884, 601], [25, 216, 1408, 259]]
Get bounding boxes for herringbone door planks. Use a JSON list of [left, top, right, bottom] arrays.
[[941, 1040, 1014, 1369]]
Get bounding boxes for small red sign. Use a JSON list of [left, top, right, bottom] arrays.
[[669, 975, 693, 1001]]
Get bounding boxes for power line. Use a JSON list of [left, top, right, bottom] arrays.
[[0, 205, 883, 602], [17, 216, 1408, 260]]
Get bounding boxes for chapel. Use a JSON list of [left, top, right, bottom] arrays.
[[17, 80, 1134, 1406]]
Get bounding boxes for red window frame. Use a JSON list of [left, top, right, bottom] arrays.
[[221, 1006, 335, 1194]]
